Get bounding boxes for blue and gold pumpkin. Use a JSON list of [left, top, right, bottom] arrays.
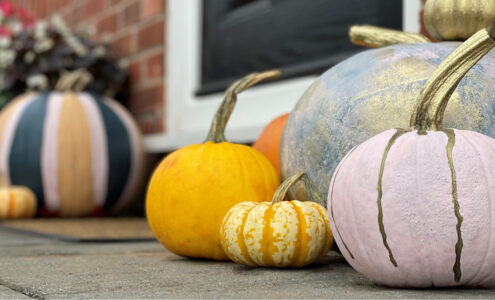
[[0, 91, 145, 217], [280, 42, 495, 207]]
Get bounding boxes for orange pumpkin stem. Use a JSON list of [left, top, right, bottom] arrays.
[[272, 172, 304, 204], [205, 70, 281, 143], [410, 29, 495, 133]]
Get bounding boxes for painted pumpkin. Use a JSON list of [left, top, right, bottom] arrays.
[[147, 71, 281, 261], [0, 186, 37, 219], [0, 70, 145, 217], [329, 29, 495, 287], [424, 0, 495, 41], [220, 172, 332, 267], [280, 27, 495, 207], [252, 113, 289, 176]]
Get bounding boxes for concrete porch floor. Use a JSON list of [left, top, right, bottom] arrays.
[[1, 227, 495, 299]]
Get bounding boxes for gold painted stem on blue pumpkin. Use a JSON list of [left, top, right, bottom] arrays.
[[205, 70, 281, 143], [349, 25, 430, 48], [410, 29, 495, 133]]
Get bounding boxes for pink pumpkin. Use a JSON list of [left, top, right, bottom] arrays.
[[328, 29, 495, 287]]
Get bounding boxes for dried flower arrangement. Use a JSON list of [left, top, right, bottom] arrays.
[[0, 1, 129, 108]]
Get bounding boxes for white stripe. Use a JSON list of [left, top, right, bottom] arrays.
[[41, 93, 63, 211], [78, 93, 109, 207], [0, 94, 37, 187], [104, 98, 143, 211]]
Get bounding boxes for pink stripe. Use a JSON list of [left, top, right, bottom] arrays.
[[78, 93, 108, 207], [0, 94, 37, 187], [41, 93, 63, 211], [104, 98, 144, 211]]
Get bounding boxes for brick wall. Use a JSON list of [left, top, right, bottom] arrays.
[[11, 0, 166, 135]]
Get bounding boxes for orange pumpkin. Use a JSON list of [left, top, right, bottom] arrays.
[[146, 71, 281, 260], [253, 113, 289, 176], [0, 186, 37, 219]]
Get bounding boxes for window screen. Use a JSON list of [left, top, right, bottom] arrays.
[[199, 0, 402, 95]]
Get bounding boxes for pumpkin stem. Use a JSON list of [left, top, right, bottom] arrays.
[[55, 69, 93, 92], [272, 172, 304, 204], [205, 70, 281, 143], [410, 29, 495, 133], [349, 25, 430, 48]]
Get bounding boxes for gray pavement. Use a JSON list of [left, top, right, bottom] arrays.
[[1, 227, 495, 299]]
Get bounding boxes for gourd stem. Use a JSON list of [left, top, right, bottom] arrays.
[[55, 69, 93, 92], [349, 25, 430, 48], [272, 172, 304, 204], [410, 29, 495, 133], [205, 70, 281, 143]]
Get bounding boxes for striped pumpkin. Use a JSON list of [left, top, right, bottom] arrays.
[[0, 91, 145, 217], [220, 173, 332, 267], [0, 186, 37, 219]]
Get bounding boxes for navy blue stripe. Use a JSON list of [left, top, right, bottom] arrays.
[[92, 94, 131, 209], [9, 93, 49, 207]]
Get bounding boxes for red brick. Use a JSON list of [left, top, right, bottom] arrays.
[[98, 13, 117, 34], [129, 83, 164, 114], [141, 0, 164, 18], [137, 19, 164, 51], [112, 32, 134, 57], [136, 112, 164, 134], [128, 60, 142, 84], [70, 3, 85, 24], [85, 0, 105, 18], [119, 1, 141, 27], [146, 52, 163, 79]]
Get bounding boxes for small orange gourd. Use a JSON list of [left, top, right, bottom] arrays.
[[253, 113, 289, 176], [220, 173, 332, 267], [0, 186, 37, 219], [146, 71, 281, 260]]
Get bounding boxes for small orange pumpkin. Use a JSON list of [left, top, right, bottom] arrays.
[[146, 71, 281, 260], [0, 186, 37, 219], [220, 173, 332, 267], [253, 113, 289, 176]]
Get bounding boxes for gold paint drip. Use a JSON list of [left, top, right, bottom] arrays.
[[440, 128, 463, 282], [206, 70, 281, 143], [349, 25, 430, 48], [376, 128, 408, 267], [411, 29, 495, 133]]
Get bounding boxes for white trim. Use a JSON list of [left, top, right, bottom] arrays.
[[144, 0, 422, 153], [403, 0, 422, 33]]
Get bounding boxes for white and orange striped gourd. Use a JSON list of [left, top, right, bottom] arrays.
[[220, 173, 332, 267], [0, 186, 37, 219]]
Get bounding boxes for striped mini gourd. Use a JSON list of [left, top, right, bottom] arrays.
[[0, 91, 145, 217], [220, 173, 332, 267]]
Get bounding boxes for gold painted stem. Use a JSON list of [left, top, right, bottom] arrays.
[[410, 29, 495, 133], [55, 69, 93, 92], [349, 25, 430, 48], [205, 70, 281, 143], [272, 172, 304, 204]]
